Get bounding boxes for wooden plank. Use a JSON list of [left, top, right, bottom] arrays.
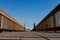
[[0, 15, 2, 29], [10, 21, 12, 30]]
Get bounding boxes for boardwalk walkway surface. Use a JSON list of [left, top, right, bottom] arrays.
[[0, 32, 60, 40]]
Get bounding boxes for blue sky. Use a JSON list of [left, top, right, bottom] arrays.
[[0, 0, 60, 30]]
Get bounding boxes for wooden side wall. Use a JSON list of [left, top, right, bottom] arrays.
[[0, 15, 2, 29], [1, 16, 11, 29], [0, 14, 25, 31], [35, 15, 54, 31]]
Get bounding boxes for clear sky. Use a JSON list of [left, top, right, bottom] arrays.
[[0, 0, 60, 30]]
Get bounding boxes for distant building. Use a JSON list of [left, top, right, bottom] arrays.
[[32, 4, 60, 32]]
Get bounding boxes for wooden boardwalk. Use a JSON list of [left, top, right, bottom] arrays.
[[0, 32, 60, 40]]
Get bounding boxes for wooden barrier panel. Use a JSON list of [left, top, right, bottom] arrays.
[[0, 15, 2, 29], [1, 16, 11, 29], [0, 9, 26, 31]]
